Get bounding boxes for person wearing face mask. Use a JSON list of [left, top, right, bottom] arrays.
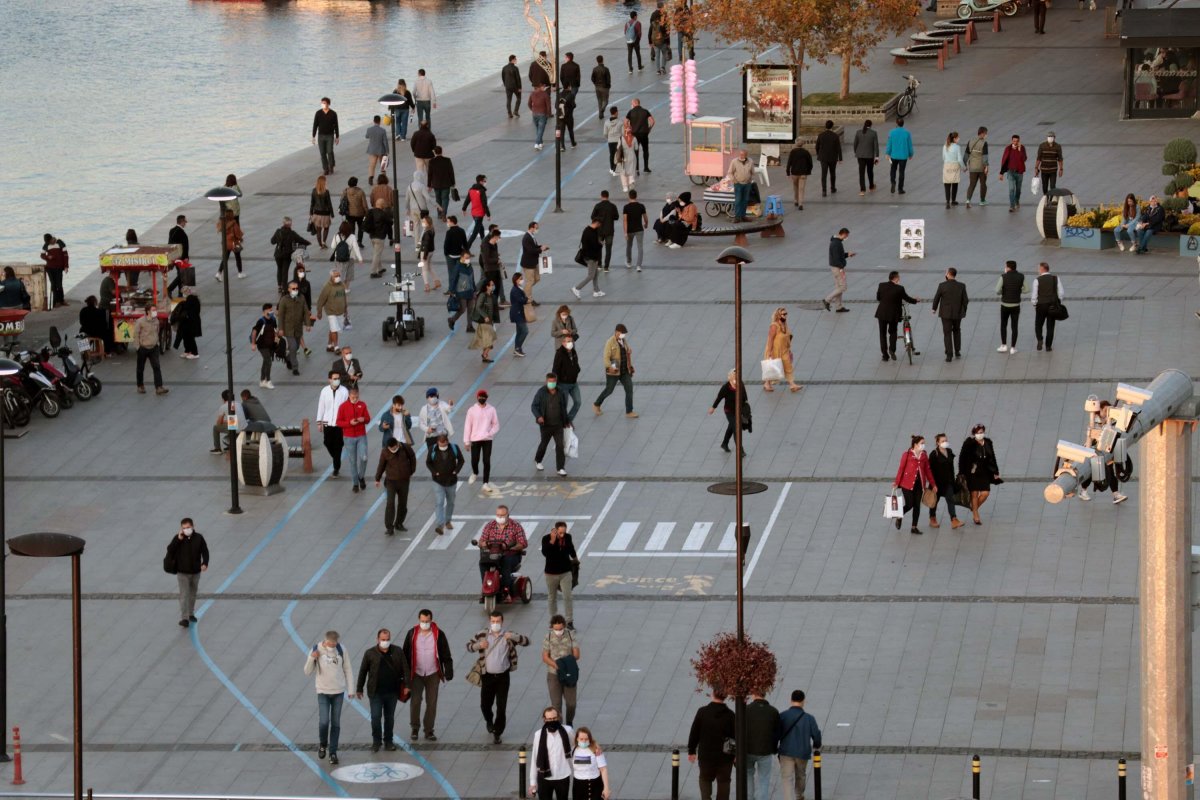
[[930, 267, 968, 362], [273, 215, 306, 297], [467, 611, 530, 745], [542, 523, 579, 630], [533, 373, 571, 476], [520, 220, 549, 307], [892, 435, 935, 534], [552, 336, 582, 423], [551, 305, 579, 348], [316, 370, 349, 477], [593, 324, 637, 418], [292, 264, 313, 321], [530, 705, 575, 800], [250, 303, 281, 390], [427, 432, 465, 535], [418, 387, 456, 452], [354, 628, 408, 752], [571, 727, 610, 800], [479, 504, 530, 600], [314, 268, 348, 352], [958, 423, 1001, 525], [335, 386, 371, 493], [463, 390, 501, 491], [542, 615, 581, 726], [379, 394, 413, 450], [163, 517, 209, 628], [375, 436, 417, 535], [709, 370, 748, 455], [511, 273, 530, 357], [277, 281, 311, 377], [470, 278, 500, 363], [331, 345, 364, 390], [1034, 132, 1063, 194], [402, 609, 454, 741], [463, 174, 492, 250], [763, 308, 802, 392], [927, 434, 964, 529], [449, 251, 478, 333], [303, 630, 354, 766]]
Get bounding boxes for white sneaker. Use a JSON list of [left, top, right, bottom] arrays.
[[1009, 347, 1017, 355], [625, 263, 632, 270], [535, 462, 545, 471], [636, 266, 642, 272], [1117, 241, 1125, 252], [997, 345, 1008, 353], [593, 291, 606, 297], [482, 483, 493, 492], [557, 469, 568, 476], [468, 474, 477, 484], [259, 379, 267, 388], [215, 273, 223, 282], [571, 287, 581, 299], [179, 351, 190, 358], [1076, 488, 1091, 501], [610, 170, 617, 177], [667, 242, 682, 249], [238, 273, 245, 279], [264, 380, 275, 389], [1113, 492, 1128, 504]]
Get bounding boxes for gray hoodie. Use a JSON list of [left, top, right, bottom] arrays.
[[303, 641, 355, 694]]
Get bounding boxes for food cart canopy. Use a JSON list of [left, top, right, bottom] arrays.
[[1119, 8, 1200, 48], [99, 245, 182, 271]]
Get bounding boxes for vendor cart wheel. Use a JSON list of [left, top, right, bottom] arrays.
[[74, 380, 94, 402], [417, 318, 425, 339], [689, 174, 709, 186], [382, 319, 394, 342], [1001, 1, 1018, 14], [705, 201, 724, 218], [38, 394, 60, 419], [158, 324, 171, 354]]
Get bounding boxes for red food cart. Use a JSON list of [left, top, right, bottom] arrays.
[[99, 245, 181, 354]]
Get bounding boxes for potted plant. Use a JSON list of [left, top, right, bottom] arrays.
[[691, 632, 778, 700], [1162, 138, 1198, 220], [1061, 205, 1119, 250]]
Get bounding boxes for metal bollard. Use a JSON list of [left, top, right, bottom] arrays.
[[518, 746, 527, 799], [11, 727, 24, 785], [301, 418, 313, 473], [971, 754, 981, 800], [1118, 758, 1127, 800], [671, 749, 680, 800], [813, 749, 822, 800]]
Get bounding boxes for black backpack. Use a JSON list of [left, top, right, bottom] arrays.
[[332, 237, 351, 263]]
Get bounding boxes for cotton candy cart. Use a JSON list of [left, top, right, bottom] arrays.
[[686, 116, 738, 186], [99, 245, 181, 354]]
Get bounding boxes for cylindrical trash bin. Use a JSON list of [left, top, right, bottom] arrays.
[[1036, 188, 1078, 240], [235, 430, 289, 495]]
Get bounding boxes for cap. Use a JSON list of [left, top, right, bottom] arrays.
[[1047, 131, 1056, 137], [477, 389, 489, 399], [426, 387, 438, 397]]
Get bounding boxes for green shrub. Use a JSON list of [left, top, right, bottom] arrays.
[[1164, 138, 1198, 167], [1177, 172, 1197, 189], [1163, 163, 1181, 177], [1165, 179, 1180, 195], [1162, 197, 1189, 213]]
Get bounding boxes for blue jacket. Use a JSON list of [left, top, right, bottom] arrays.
[[509, 285, 528, 324], [886, 127, 914, 161], [777, 707, 821, 760]]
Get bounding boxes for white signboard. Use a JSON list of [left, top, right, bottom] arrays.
[[900, 218, 925, 259]]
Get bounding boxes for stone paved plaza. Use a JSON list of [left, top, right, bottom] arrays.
[[4, 5, 1200, 799]]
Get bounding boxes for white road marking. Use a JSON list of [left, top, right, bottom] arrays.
[[372, 514, 437, 594], [576, 481, 625, 554], [588, 551, 733, 558], [718, 523, 737, 551], [742, 483, 792, 587], [681, 522, 713, 551], [644, 522, 675, 551], [607, 522, 640, 552]]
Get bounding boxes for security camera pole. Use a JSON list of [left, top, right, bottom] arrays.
[[1045, 369, 1196, 800]]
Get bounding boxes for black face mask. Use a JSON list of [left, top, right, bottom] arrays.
[[478, 398, 487, 405], [545, 721, 561, 732]]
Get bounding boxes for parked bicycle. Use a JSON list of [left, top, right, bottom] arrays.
[[896, 75, 920, 119]]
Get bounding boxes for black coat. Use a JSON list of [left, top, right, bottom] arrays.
[[427, 156, 457, 191], [590, 200, 620, 237], [520, 232, 541, 268], [530, 386, 569, 426], [175, 295, 203, 338], [785, 147, 813, 177], [929, 447, 956, 492], [875, 281, 917, 322], [168, 225, 189, 260], [687, 701, 735, 762], [559, 59, 581, 91], [931, 279, 969, 320], [501, 62, 522, 91], [552, 346, 581, 384], [815, 130, 842, 164], [401, 625, 454, 681], [356, 645, 409, 697], [166, 532, 209, 575], [958, 436, 1000, 491]]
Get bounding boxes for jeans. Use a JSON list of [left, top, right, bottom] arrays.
[[595, 88, 609, 118], [383, 478, 409, 532], [547, 671, 577, 725], [533, 114, 548, 145], [857, 157, 875, 191], [515, 320, 529, 352], [434, 188, 451, 219], [819, 161, 837, 193], [1136, 226, 1155, 251], [966, 170, 987, 202], [1034, 303, 1056, 347], [397, 111, 410, 139], [733, 182, 752, 219], [480, 671, 511, 735], [889, 159, 907, 191], [1117, 218, 1139, 244], [434, 481, 457, 525], [343, 435, 367, 485], [654, 42, 669, 68], [698, 758, 733, 800], [415, 100, 431, 126], [445, 256, 460, 290], [317, 134, 336, 172], [574, 260, 601, 292], [177, 572, 200, 619], [322, 425, 344, 472], [595, 373, 634, 413], [1006, 171, 1023, 208], [931, 486, 958, 521], [778, 756, 808, 800], [466, 216, 486, 250], [747, 754, 773, 800], [317, 692, 344, 752], [536, 425, 566, 470], [369, 692, 399, 745], [136, 346, 163, 388], [625, 231, 644, 267], [409, 673, 440, 735], [470, 439, 493, 483], [546, 570, 574, 621], [999, 305, 1020, 347], [558, 382, 582, 422]]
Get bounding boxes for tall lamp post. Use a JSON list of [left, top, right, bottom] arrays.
[[553, 0, 562, 212], [204, 186, 243, 515], [378, 93, 408, 280], [0, 357, 24, 763], [7, 533, 87, 800]]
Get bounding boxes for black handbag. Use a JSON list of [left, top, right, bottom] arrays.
[[574, 247, 587, 266], [451, 187, 461, 202], [1049, 302, 1069, 321], [337, 195, 350, 217]]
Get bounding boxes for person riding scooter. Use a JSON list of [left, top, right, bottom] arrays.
[[477, 505, 527, 602]]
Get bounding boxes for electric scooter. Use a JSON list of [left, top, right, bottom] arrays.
[[381, 271, 425, 346], [472, 540, 533, 614], [956, 0, 1019, 19]]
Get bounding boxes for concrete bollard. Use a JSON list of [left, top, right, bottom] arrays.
[[519, 746, 527, 799], [11, 727, 24, 786], [671, 749, 680, 800], [813, 749, 822, 800], [971, 754, 981, 799], [1118, 758, 1127, 800]]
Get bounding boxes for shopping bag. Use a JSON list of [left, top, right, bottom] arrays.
[[403, 219, 415, 238], [954, 475, 971, 507], [921, 487, 938, 509], [760, 358, 784, 382], [883, 491, 903, 520], [1029, 174, 1041, 196], [539, 255, 553, 275], [565, 427, 579, 459], [381, 154, 389, 172]]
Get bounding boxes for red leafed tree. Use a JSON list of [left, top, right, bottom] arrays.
[[691, 632, 778, 698], [811, 0, 923, 99]]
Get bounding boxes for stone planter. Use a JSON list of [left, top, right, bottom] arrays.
[[799, 94, 902, 127], [1060, 226, 1115, 250], [1181, 234, 1200, 257]]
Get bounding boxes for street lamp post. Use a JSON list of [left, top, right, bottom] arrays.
[[553, 0, 562, 212], [204, 186, 243, 515], [7, 532, 87, 800], [378, 94, 408, 281], [0, 357, 24, 763]]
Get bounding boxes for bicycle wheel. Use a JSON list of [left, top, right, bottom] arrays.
[[704, 201, 723, 218], [897, 93, 915, 119]]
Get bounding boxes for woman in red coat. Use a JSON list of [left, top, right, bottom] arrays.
[[893, 434, 935, 534]]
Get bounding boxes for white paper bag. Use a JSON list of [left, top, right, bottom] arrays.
[[760, 358, 784, 382], [1029, 174, 1041, 197], [381, 154, 389, 172], [539, 255, 553, 275], [565, 427, 579, 459], [403, 219, 415, 238], [883, 492, 903, 520]]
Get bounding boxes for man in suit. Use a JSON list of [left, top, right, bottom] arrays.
[[875, 270, 919, 362], [1033, 261, 1065, 352], [814, 120, 842, 197], [167, 215, 189, 298], [931, 267, 968, 362]]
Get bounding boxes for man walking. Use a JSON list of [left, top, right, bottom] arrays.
[[375, 436, 417, 535], [559, 52, 581, 94], [590, 191, 620, 271], [529, 84, 552, 151], [402, 609, 454, 742], [166, 218, 187, 299], [727, 150, 756, 223], [625, 99, 654, 173], [427, 432, 465, 535], [822, 228, 853, 313], [552, 337, 582, 422], [1033, 0, 1048, 34], [463, 175, 491, 250], [885, 118, 914, 194], [590, 55, 611, 120], [964, 126, 989, 208], [1033, 261, 1064, 352], [777, 690, 822, 800], [1034, 131, 1063, 195], [467, 611, 530, 745], [624, 11, 644, 73], [998, 134, 1027, 212], [410, 119, 437, 174], [428, 147, 457, 221], [746, 692, 780, 800], [622, 190, 648, 271], [270, 217, 310, 296], [931, 267, 969, 362], [593, 324, 637, 418], [529, 705, 574, 800], [443, 217, 468, 290], [532, 374, 570, 476], [413, 69, 436, 126], [335, 385, 370, 493], [311, 97, 339, 176], [995, 260, 1028, 354], [355, 629, 407, 752], [365, 115, 389, 185], [366, 200, 393, 277], [815, 120, 842, 196], [785, 144, 812, 210], [502, 55, 523, 118], [875, 270, 918, 362], [542, 522, 578, 629], [571, 218, 604, 299], [419, 387, 455, 451], [687, 689, 735, 800], [250, 302, 281, 389], [165, 517, 208, 628], [317, 371, 348, 476], [303, 630, 354, 766], [521, 221, 549, 306], [134, 309, 168, 395]]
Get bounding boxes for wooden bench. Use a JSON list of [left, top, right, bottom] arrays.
[[690, 217, 786, 247]]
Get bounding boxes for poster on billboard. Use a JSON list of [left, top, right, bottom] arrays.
[[743, 64, 797, 143]]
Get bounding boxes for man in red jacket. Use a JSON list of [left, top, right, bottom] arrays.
[[463, 175, 491, 250], [40, 234, 69, 306], [402, 609, 454, 741], [335, 386, 370, 493], [998, 134, 1027, 213]]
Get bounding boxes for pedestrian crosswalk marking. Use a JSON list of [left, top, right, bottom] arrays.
[[681, 522, 713, 551], [645, 522, 675, 551], [718, 523, 737, 551], [608, 522, 640, 551], [427, 519, 464, 550]]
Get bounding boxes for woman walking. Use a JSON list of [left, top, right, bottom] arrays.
[[463, 389, 500, 491], [570, 728, 610, 800], [510, 272, 530, 358], [224, 174, 243, 221], [928, 433, 964, 529], [407, 169, 435, 238], [603, 106, 622, 176], [615, 120, 640, 193], [892, 435, 935, 534], [172, 288, 202, 359], [942, 131, 966, 209], [958, 423, 1001, 525], [215, 208, 244, 281], [417, 215, 441, 292], [853, 120, 879, 195], [330, 221, 364, 293], [708, 369, 747, 454], [310, 175, 334, 249], [551, 304, 578, 347], [448, 252, 476, 333], [762, 307, 802, 393], [393, 79, 415, 141], [469, 278, 499, 363]]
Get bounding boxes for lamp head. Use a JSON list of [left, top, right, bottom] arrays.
[[716, 246, 753, 265], [379, 93, 407, 108], [204, 186, 240, 203]]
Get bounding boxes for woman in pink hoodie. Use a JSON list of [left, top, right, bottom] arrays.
[[463, 389, 501, 492]]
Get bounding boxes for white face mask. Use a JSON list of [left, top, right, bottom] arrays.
[[297, 270, 305, 278], [917, 443, 925, 451], [974, 433, 985, 441], [553, 628, 566, 636], [330, 378, 340, 387], [428, 398, 438, 406], [938, 441, 949, 450], [490, 623, 503, 633], [564, 341, 574, 351], [618, 333, 626, 341], [333, 277, 342, 284], [182, 527, 193, 536], [438, 444, 448, 451], [378, 640, 390, 650], [496, 516, 508, 525], [419, 621, 432, 631], [1047, 136, 1055, 143], [289, 290, 298, 298], [343, 354, 352, 362], [578, 738, 590, 747]]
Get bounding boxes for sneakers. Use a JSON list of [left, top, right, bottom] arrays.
[[625, 411, 639, 418], [1009, 347, 1017, 355], [557, 468, 567, 476], [610, 170, 617, 177], [482, 482, 494, 492], [997, 344, 1008, 353], [469, 474, 477, 484], [667, 242, 681, 249], [514, 349, 526, 357], [260, 380, 275, 389], [238, 272, 245, 279], [535, 462, 545, 471], [571, 287, 581, 299], [215, 272, 223, 282], [1113, 492, 1128, 504], [1117, 241, 1126, 252], [185, 353, 199, 359], [592, 291, 605, 297], [1076, 488, 1091, 501], [636, 266, 642, 272]]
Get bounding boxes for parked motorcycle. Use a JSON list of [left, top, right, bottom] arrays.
[[14, 351, 62, 418], [45, 326, 102, 400]]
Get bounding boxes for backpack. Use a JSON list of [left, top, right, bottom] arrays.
[[337, 194, 350, 217], [625, 20, 638, 43], [967, 138, 987, 172], [253, 316, 276, 349], [332, 237, 351, 263]]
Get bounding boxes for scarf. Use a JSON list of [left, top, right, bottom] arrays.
[[537, 725, 571, 775]]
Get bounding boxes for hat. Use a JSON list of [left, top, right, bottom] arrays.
[[426, 387, 438, 397], [1047, 131, 1056, 137], [477, 389, 489, 399]]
